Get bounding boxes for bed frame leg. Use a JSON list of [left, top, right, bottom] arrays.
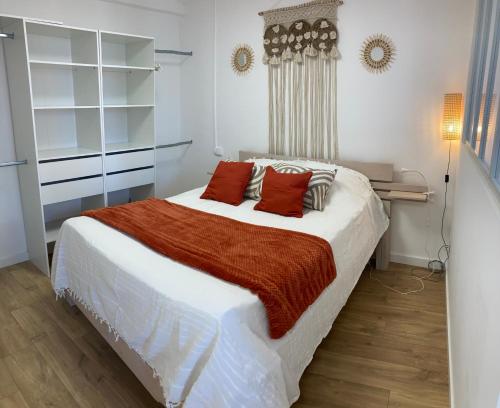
[[376, 225, 391, 271], [376, 201, 391, 271], [64, 294, 76, 307]]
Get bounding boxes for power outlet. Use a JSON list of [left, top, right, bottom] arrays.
[[214, 146, 224, 157]]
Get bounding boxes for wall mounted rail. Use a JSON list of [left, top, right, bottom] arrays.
[[156, 140, 193, 149], [0, 160, 28, 168], [155, 49, 193, 56]]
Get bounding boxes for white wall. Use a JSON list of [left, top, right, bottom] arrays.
[[448, 146, 500, 408], [156, 0, 219, 197], [0, 0, 185, 265], [208, 0, 475, 266]]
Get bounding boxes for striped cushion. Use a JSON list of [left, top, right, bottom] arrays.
[[244, 164, 267, 200], [272, 163, 337, 211]]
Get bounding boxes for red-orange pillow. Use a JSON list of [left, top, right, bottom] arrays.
[[201, 161, 255, 205], [254, 167, 312, 218]]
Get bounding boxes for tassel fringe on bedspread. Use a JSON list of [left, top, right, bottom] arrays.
[[55, 288, 186, 408]]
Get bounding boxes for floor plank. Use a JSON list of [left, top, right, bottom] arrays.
[[0, 391, 30, 408], [4, 348, 80, 408], [0, 261, 449, 407], [305, 348, 448, 394], [11, 306, 48, 341], [34, 335, 125, 408], [294, 264, 449, 407], [0, 358, 18, 399], [297, 373, 390, 408], [0, 323, 32, 360], [320, 329, 448, 373], [388, 389, 450, 408]]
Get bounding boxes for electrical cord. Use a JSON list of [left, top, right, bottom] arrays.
[[401, 143, 451, 273], [369, 263, 442, 296], [434, 140, 452, 269], [371, 146, 452, 295]]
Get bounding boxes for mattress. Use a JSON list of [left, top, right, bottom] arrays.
[[51, 160, 389, 408]]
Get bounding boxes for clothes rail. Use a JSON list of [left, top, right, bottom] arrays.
[[156, 140, 193, 149], [155, 49, 193, 56], [0, 33, 14, 39], [0, 160, 27, 168]]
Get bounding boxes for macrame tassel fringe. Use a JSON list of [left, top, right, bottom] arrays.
[[270, 55, 281, 65], [263, 53, 270, 65], [309, 46, 319, 58], [283, 47, 293, 61], [304, 44, 317, 58], [294, 51, 303, 64], [320, 49, 328, 60], [330, 46, 340, 59]]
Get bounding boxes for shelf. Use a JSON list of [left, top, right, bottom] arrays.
[[102, 64, 155, 72], [31, 63, 100, 108], [30, 60, 98, 69], [35, 109, 102, 158], [371, 182, 428, 193], [45, 219, 65, 243], [101, 32, 154, 68], [44, 192, 105, 242], [387, 191, 428, 202], [107, 184, 155, 206], [38, 147, 102, 161], [103, 108, 154, 150], [102, 68, 154, 106], [103, 104, 154, 109], [105, 142, 154, 153], [376, 190, 428, 203], [26, 22, 98, 65], [33, 105, 100, 110]]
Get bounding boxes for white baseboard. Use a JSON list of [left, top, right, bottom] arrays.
[[446, 271, 455, 408], [0, 251, 29, 269], [390, 252, 430, 268]]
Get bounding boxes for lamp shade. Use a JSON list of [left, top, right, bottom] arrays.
[[442, 93, 464, 140]]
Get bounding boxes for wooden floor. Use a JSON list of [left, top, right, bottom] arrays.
[[0, 262, 449, 408]]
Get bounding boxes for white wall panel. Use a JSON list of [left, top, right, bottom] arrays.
[[448, 147, 500, 408]]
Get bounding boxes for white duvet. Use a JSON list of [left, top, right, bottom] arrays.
[[51, 159, 389, 408]]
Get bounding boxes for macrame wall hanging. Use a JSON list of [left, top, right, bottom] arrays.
[[259, 0, 343, 160]]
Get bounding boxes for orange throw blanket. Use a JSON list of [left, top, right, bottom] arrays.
[[82, 198, 337, 339]]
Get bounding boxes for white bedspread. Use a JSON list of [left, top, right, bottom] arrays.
[[51, 160, 389, 408]]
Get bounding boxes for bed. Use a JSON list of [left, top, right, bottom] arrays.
[[51, 153, 389, 407]]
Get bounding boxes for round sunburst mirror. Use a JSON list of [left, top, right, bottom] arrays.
[[360, 34, 396, 74], [231, 44, 255, 76]]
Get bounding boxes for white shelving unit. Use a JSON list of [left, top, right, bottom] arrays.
[[1, 17, 156, 275], [101, 31, 156, 208]]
